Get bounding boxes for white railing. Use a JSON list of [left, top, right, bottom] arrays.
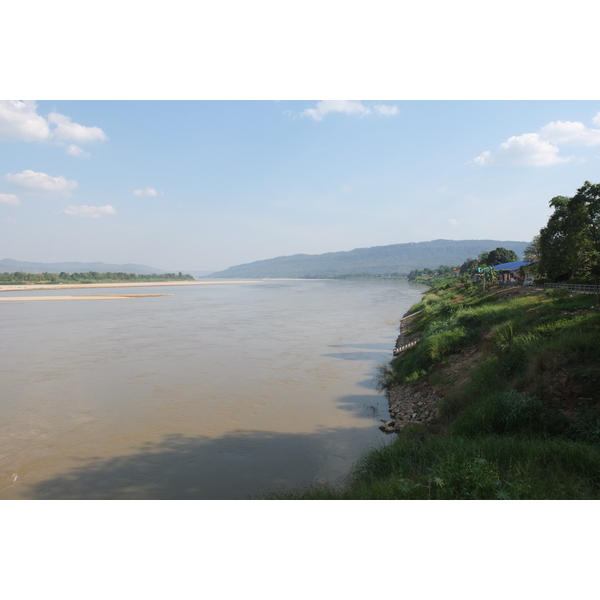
[[399, 309, 423, 322], [393, 310, 424, 355], [544, 283, 600, 294], [393, 340, 419, 356]]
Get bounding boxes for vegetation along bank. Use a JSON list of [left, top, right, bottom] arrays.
[[0, 271, 195, 285], [275, 181, 600, 500]]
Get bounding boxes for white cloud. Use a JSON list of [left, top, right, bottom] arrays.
[[374, 104, 399, 116], [4, 170, 78, 194], [0, 193, 20, 206], [539, 120, 600, 146], [0, 100, 50, 141], [134, 187, 159, 196], [0, 101, 107, 148], [65, 144, 91, 158], [301, 100, 371, 121], [48, 112, 107, 144], [474, 133, 572, 166], [475, 113, 600, 167], [474, 151, 492, 165], [449, 218, 458, 226], [0, 217, 17, 223], [61, 205, 116, 219]]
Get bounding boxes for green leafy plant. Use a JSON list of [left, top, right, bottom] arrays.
[[426, 454, 506, 499]]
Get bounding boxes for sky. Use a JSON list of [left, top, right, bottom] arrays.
[[2, 100, 600, 272]]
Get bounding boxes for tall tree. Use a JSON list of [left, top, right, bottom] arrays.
[[538, 182, 600, 297], [523, 235, 541, 263], [570, 181, 600, 303], [522, 235, 541, 276]]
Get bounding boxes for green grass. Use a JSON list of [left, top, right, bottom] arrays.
[[275, 433, 600, 500], [274, 281, 600, 500]]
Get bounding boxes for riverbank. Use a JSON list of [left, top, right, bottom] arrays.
[[276, 279, 600, 499], [0, 281, 259, 292], [0, 294, 172, 302]]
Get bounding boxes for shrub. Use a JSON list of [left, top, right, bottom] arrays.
[[451, 389, 567, 438], [493, 320, 515, 352], [427, 454, 510, 500]]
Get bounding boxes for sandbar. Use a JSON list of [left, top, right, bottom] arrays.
[[0, 294, 173, 302], [0, 281, 259, 293]]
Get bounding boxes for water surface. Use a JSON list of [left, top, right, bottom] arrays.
[[0, 279, 423, 499]]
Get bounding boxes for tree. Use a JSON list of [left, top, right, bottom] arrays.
[[570, 182, 600, 303], [538, 196, 579, 280], [523, 235, 541, 263], [538, 183, 600, 301], [459, 258, 479, 274], [486, 247, 519, 266], [522, 235, 541, 276]]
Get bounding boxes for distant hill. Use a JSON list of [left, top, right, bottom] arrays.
[[0, 258, 169, 275], [208, 239, 530, 278], [185, 270, 215, 279]]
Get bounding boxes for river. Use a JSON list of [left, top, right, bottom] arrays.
[[0, 278, 424, 499]]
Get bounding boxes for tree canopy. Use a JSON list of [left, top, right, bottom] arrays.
[[479, 247, 519, 266], [538, 182, 600, 282]]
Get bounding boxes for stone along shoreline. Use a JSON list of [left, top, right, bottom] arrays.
[[380, 308, 442, 434]]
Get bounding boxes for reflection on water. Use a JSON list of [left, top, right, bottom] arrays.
[[0, 279, 424, 499], [30, 429, 366, 500]]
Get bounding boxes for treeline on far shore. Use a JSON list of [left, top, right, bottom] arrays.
[[0, 271, 195, 285], [302, 272, 407, 279], [407, 264, 458, 283]]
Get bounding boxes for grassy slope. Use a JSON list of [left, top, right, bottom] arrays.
[[276, 281, 600, 499]]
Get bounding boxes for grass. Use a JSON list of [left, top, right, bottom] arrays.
[[274, 281, 600, 500], [275, 433, 600, 500]]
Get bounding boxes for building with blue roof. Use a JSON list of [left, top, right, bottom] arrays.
[[492, 260, 535, 282], [492, 260, 533, 271]]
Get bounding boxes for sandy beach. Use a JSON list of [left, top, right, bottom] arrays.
[[0, 281, 258, 293], [0, 294, 173, 302]]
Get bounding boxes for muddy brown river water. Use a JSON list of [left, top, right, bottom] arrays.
[[0, 278, 424, 499]]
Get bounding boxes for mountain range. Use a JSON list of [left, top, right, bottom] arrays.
[[207, 239, 531, 278], [2, 239, 531, 279]]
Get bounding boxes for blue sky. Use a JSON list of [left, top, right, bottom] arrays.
[[2, 100, 600, 272]]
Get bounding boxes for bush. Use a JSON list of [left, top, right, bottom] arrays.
[[427, 454, 514, 499], [568, 419, 600, 445], [451, 390, 567, 438]]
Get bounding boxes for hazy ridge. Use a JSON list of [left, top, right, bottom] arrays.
[[208, 239, 530, 278], [0, 258, 170, 275]]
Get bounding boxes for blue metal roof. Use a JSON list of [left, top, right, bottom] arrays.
[[492, 260, 534, 271]]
